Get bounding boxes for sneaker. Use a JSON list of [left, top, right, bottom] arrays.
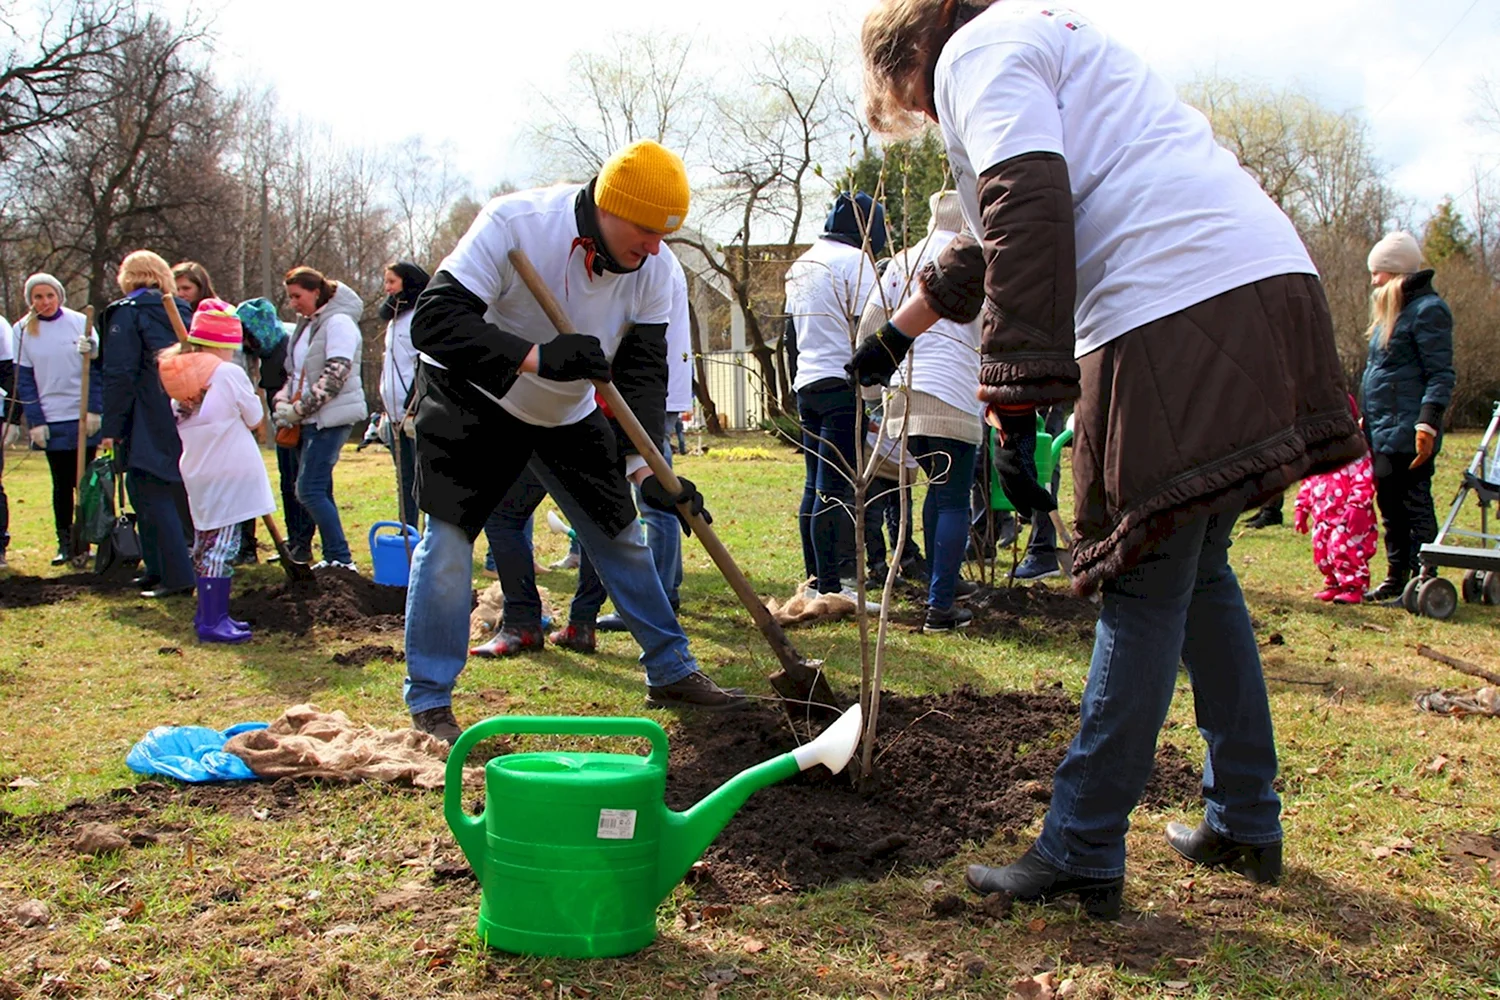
[[1014, 552, 1061, 581], [923, 605, 974, 633], [470, 623, 545, 657], [646, 671, 747, 711], [311, 560, 358, 573], [548, 552, 580, 571], [596, 613, 628, 633], [411, 705, 463, 746], [953, 579, 981, 602], [549, 622, 596, 653], [837, 581, 883, 614], [231, 546, 259, 567], [0, 551, 8, 569], [287, 542, 314, 565]]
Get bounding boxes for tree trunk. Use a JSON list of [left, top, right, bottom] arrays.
[[687, 300, 724, 435]]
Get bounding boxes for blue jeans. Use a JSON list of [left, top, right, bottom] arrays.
[[575, 441, 683, 620], [404, 473, 698, 712], [797, 380, 857, 592], [128, 469, 195, 589], [1035, 512, 1281, 878], [275, 442, 315, 554], [482, 474, 547, 627], [908, 435, 976, 610], [295, 423, 353, 564]]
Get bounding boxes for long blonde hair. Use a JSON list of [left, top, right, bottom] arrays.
[[1366, 279, 1406, 350], [861, 0, 998, 135]]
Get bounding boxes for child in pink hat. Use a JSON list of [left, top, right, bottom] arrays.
[[158, 299, 276, 642]]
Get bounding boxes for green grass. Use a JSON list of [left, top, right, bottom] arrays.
[[2, 434, 1499, 998]]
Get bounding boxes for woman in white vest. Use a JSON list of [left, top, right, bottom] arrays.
[[271, 266, 366, 571]]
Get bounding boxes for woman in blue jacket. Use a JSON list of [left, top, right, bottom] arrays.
[[17, 272, 102, 565], [1359, 232, 1456, 603], [100, 251, 196, 597]]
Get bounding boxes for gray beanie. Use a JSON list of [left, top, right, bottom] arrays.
[[927, 190, 965, 236], [24, 272, 66, 308], [1367, 232, 1422, 275]]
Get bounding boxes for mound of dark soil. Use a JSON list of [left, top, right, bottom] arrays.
[[236, 568, 411, 635], [331, 643, 404, 667], [667, 687, 1201, 902], [0, 779, 307, 846], [0, 571, 133, 609], [894, 581, 1098, 645]]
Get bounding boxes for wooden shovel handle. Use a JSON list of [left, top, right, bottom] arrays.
[[506, 248, 814, 681], [76, 305, 95, 489], [163, 294, 190, 344]]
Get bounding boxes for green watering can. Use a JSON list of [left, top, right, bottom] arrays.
[[444, 703, 864, 959], [988, 413, 1074, 513]]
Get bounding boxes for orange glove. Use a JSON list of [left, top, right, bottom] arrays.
[[1411, 425, 1437, 469]]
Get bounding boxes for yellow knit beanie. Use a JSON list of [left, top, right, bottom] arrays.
[[595, 140, 690, 234]]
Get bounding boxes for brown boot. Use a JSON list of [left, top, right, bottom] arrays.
[[647, 671, 747, 711], [549, 622, 596, 653], [411, 705, 463, 745]]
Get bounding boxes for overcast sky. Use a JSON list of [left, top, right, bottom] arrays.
[[186, 0, 1500, 228]]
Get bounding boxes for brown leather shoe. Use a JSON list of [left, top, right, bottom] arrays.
[[549, 622, 596, 653], [646, 671, 747, 711], [411, 705, 463, 745]]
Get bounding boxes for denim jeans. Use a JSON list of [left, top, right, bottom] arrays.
[[482, 472, 547, 627], [797, 380, 857, 592], [909, 435, 977, 610], [128, 469, 195, 589], [295, 422, 353, 564], [276, 442, 315, 554], [574, 441, 683, 621], [1035, 511, 1281, 878], [404, 479, 699, 713]]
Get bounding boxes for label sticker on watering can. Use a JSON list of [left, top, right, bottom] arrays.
[[596, 809, 637, 840]]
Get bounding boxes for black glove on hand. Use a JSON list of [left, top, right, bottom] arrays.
[[846, 321, 914, 387], [639, 475, 712, 536], [537, 334, 611, 382], [993, 414, 1057, 519]]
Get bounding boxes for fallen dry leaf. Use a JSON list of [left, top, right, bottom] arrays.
[[700, 904, 733, 922], [1425, 755, 1449, 775], [1027, 917, 1047, 933], [1164, 981, 1192, 993], [7, 776, 40, 789], [742, 938, 766, 954]]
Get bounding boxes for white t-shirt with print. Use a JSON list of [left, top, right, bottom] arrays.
[[870, 228, 983, 417], [935, 1, 1316, 359], [427, 183, 675, 428], [785, 238, 880, 391], [176, 362, 276, 531]]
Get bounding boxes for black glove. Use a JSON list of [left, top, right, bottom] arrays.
[[639, 475, 712, 536], [537, 334, 611, 382], [993, 414, 1057, 519], [846, 321, 914, 387]]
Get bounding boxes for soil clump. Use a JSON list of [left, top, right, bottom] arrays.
[[0, 572, 132, 609], [896, 581, 1098, 645], [236, 568, 411, 635], [331, 643, 404, 667]]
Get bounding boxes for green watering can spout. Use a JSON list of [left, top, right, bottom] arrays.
[[655, 702, 863, 900]]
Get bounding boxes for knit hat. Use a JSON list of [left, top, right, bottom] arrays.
[[24, 272, 65, 308], [236, 297, 286, 357], [187, 297, 243, 348], [927, 190, 964, 236], [1368, 232, 1422, 275], [824, 192, 888, 257], [595, 140, 690, 233]]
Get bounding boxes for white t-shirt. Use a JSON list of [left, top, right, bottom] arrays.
[[380, 310, 418, 419], [17, 308, 91, 424], [935, 1, 1316, 358], [287, 313, 360, 386], [427, 183, 676, 428], [871, 228, 983, 417], [0, 316, 12, 405], [662, 246, 693, 414], [176, 362, 276, 531], [785, 238, 880, 391]]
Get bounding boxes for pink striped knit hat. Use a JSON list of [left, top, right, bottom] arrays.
[[188, 297, 243, 348]]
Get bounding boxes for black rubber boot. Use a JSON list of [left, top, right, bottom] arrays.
[[965, 846, 1124, 920], [1367, 570, 1409, 605], [1165, 821, 1282, 885], [1242, 507, 1283, 529]]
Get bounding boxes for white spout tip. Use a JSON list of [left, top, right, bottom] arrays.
[[791, 703, 863, 775], [546, 510, 571, 536]]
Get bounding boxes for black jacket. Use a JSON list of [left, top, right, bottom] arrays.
[[100, 290, 191, 481]]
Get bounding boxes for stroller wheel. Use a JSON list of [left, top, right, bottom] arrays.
[[1463, 570, 1483, 604], [1484, 571, 1500, 606], [1401, 578, 1422, 614], [1417, 577, 1458, 620]]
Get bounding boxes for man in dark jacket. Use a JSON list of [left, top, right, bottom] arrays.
[[100, 284, 195, 597], [403, 140, 744, 744]]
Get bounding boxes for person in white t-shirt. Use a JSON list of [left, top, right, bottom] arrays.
[[855, 0, 1363, 916], [403, 139, 744, 743], [0, 312, 16, 567], [158, 300, 275, 644], [784, 191, 886, 608]]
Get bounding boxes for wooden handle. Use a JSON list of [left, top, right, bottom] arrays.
[[76, 306, 95, 488], [163, 293, 190, 344], [506, 248, 813, 679]]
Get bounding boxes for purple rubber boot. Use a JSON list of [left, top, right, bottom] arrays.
[[196, 578, 251, 644]]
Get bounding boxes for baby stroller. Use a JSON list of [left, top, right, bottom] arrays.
[[1403, 401, 1500, 619]]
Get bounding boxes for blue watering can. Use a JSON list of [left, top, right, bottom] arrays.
[[368, 521, 420, 587]]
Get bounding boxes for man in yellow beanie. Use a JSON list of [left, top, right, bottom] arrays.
[[402, 139, 743, 741]]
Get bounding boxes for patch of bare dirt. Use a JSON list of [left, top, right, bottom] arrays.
[[0, 572, 132, 609]]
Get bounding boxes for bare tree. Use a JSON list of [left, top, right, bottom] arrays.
[[388, 136, 469, 269]]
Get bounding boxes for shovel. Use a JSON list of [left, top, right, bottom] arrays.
[[508, 248, 840, 713], [67, 306, 96, 567]]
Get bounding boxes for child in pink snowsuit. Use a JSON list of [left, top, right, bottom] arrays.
[[1295, 424, 1378, 603]]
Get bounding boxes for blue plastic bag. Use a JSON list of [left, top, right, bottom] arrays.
[[126, 722, 269, 783]]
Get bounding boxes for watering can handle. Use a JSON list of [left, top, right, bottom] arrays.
[[368, 520, 417, 546]]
